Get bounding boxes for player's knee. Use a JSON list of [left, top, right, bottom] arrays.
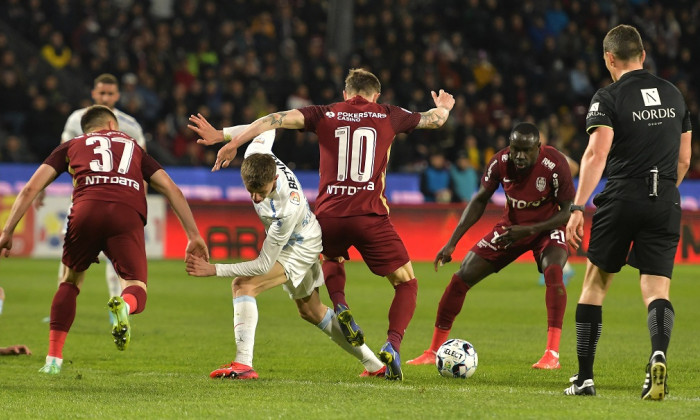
[[543, 264, 564, 287], [232, 277, 251, 295]]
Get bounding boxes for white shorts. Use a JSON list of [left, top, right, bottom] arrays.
[[278, 236, 324, 300]]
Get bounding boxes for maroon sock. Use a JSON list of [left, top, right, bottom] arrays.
[[435, 274, 470, 330], [122, 285, 147, 314], [544, 265, 566, 329], [49, 282, 80, 333], [322, 260, 347, 310], [387, 278, 418, 352]]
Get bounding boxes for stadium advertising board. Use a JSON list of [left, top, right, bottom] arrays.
[[162, 202, 700, 264]]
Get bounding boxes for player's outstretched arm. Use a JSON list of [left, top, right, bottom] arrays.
[[567, 127, 611, 249], [148, 170, 209, 262], [213, 109, 305, 171], [0, 345, 32, 356], [188, 113, 226, 146], [0, 165, 58, 258], [677, 131, 691, 186], [434, 185, 492, 271], [185, 254, 216, 277], [417, 89, 455, 129]]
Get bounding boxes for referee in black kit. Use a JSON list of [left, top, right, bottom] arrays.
[[563, 24, 692, 399]]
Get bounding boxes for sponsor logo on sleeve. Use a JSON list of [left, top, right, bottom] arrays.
[[325, 111, 335, 118], [289, 191, 300, 205], [586, 102, 606, 119]]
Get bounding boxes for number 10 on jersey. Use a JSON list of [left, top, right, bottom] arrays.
[[335, 126, 377, 183]]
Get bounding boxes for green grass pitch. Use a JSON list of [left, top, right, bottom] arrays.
[[1, 258, 699, 418]]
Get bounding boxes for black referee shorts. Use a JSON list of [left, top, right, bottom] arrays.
[[587, 197, 681, 278]]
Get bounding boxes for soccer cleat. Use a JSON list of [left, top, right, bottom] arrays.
[[210, 361, 259, 380], [359, 366, 386, 378], [532, 350, 561, 369], [38, 356, 62, 375], [406, 349, 437, 365], [108, 296, 130, 351], [564, 378, 596, 396], [641, 352, 668, 400], [378, 342, 403, 381], [335, 304, 365, 347]]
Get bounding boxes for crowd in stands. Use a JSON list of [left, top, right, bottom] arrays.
[[1, 0, 699, 201]]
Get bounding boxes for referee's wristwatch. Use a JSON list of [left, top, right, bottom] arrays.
[[570, 204, 585, 213]]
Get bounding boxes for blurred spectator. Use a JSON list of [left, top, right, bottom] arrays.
[[1, 135, 36, 163], [40, 31, 71, 70], [0, 0, 695, 173], [450, 152, 479, 203], [420, 152, 452, 203], [0, 70, 30, 134]]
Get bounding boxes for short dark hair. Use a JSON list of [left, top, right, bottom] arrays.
[[511, 122, 540, 141], [241, 153, 277, 190], [344, 68, 381, 96], [603, 24, 644, 61], [81, 105, 118, 132], [93, 73, 119, 88]]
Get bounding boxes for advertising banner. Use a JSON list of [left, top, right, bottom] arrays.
[[164, 202, 700, 264]]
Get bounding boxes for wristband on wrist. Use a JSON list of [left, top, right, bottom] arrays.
[[570, 204, 585, 213]]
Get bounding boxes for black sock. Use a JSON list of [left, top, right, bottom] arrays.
[[575, 303, 602, 385], [647, 299, 674, 360]]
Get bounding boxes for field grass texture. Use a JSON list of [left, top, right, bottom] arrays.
[[1, 259, 698, 418]]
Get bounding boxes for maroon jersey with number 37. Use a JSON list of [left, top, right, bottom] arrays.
[[482, 145, 575, 226], [43, 129, 162, 220], [298, 96, 421, 217]]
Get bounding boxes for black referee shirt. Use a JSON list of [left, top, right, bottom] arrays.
[[585, 69, 692, 200]]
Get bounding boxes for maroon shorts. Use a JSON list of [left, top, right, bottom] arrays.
[[63, 200, 147, 282], [470, 223, 568, 272], [317, 214, 410, 277]]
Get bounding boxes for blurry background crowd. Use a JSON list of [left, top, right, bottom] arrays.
[[1, 0, 699, 202]]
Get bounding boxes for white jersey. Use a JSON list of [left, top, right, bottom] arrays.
[[216, 128, 323, 294], [61, 107, 146, 149]]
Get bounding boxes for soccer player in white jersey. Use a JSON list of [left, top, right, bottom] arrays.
[[185, 124, 386, 379], [58, 74, 147, 301]]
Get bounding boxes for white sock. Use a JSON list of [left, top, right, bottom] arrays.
[[317, 308, 383, 372], [45, 355, 63, 367], [105, 260, 122, 298], [233, 296, 258, 367], [0, 298, 3, 315]]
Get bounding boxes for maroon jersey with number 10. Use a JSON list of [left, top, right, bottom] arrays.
[[482, 145, 575, 226], [298, 96, 421, 218], [43, 129, 162, 221]]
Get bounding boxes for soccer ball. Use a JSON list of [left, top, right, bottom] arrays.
[[436, 338, 478, 379]]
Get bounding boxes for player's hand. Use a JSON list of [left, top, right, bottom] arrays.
[[185, 254, 216, 277], [431, 89, 455, 111], [213, 142, 239, 171], [434, 244, 456, 271], [0, 345, 32, 356], [566, 212, 585, 250], [185, 237, 209, 262], [0, 232, 13, 259], [188, 113, 225, 146], [494, 225, 533, 247]]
